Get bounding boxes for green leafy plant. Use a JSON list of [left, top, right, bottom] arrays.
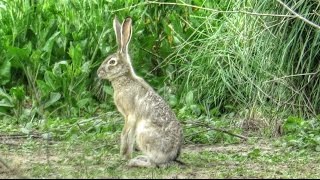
[[283, 116, 320, 151], [0, 86, 26, 122]]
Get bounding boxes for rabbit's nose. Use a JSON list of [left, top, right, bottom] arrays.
[[97, 67, 104, 76], [98, 67, 107, 78]]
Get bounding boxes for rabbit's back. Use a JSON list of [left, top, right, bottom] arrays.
[[136, 90, 178, 126], [135, 88, 183, 163]]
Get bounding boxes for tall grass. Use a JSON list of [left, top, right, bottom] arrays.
[[166, 0, 320, 119], [273, 0, 320, 117]]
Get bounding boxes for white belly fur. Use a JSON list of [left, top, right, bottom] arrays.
[[135, 120, 150, 152]]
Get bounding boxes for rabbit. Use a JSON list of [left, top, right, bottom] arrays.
[[97, 16, 183, 168]]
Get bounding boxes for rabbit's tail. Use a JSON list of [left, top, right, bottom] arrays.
[[155, 159, 187, 168], [174, 159, 187, 166]]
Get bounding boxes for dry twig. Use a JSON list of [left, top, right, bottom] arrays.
[[183, 121, 248, 141], [0, 157, 28, 179], [276, 0, 320, 30]]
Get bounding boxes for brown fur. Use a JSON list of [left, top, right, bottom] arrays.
[[97, 17, 183, 167]]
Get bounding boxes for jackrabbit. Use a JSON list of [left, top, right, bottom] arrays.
[[97, 17, 183, 167]]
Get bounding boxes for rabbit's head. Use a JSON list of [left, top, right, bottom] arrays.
[[97, 17, 133, 81]]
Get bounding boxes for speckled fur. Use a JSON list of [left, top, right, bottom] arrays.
[[97, 17, 183, 167]]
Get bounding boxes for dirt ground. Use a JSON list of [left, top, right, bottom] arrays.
[[0, 135, 319, 179]]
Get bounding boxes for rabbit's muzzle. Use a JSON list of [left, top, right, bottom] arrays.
[[97, 65, 107, 79]]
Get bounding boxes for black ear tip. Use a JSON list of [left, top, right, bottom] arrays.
[[125, 17, 132, 22], [113, 16, 118, 23]]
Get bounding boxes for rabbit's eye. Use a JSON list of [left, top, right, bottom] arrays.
[[109, 59, 117, 65]]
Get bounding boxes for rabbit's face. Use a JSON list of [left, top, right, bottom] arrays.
[[97, 17, 133, 81], [97, 52, 129, 81]]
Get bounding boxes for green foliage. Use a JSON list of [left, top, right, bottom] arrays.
[[283, 116, 320, 151], [0, 0, 320, 147], [0, 59, 11, 85], [0, 86, 26, 122]]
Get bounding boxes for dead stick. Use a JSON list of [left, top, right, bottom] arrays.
[[207, 126, 248, 140], [0, 133, 42, 138], [182, 121, 248, 140], [0, 157, 11, 170], [0, 157, 29, 179], [276, 0, 320, 30]]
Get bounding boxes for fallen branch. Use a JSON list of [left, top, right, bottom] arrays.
[[276, 0, 320, 30], [208, 126, 248, 140], [0, 157, 28, 179], [0, 133, 55, 146], [0, 133, 42, 139], [182, 121, 248, 141], [0, 157, 11, 170]]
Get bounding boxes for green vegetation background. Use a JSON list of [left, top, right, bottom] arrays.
[[0, 0, 320, 150]]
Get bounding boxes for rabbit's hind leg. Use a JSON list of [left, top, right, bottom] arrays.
[[127, 155, 156, 168]]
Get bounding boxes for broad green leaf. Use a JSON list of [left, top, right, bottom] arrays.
[[283, 116, 305, 134], [42, 31, 60, 53], [81, 61, 91, 73], [7, 46, 30, 68], [210, 107, 220, 116], [185, 91, 194, 106], [0, 88, 13, 102], [0, 3, 6, 10], [77, 98, 91, 108], [69, 44, 83, 70], [192, 0, 203, 6], [42, 133, 52, 140], [44, 71, 59, 90], [26, 122, 33, 129], [36, 80, 51, 97], [248, 148, 261, 158], [20, 127, 30, 134], [169, 95, 178, 107], [7, 46, 29, 59], [190, 104, 201, 116], [21, 122, 33, 134], [0, 100, 14, 108], [0, 60, 11, 85], [30, 50, 42, 65], [9, 86, 25, 101], [103, 85, 113, 96], [44, 92, 61, 109], [53, 61, 68, 76]]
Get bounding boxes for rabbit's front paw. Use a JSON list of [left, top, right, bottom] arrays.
[[120, 151, 131, 160], [120, 147, 131, 160]]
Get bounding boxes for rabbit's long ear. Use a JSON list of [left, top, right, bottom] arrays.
[[121, 17, 132, 54], [113, 16, 122, 51]]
